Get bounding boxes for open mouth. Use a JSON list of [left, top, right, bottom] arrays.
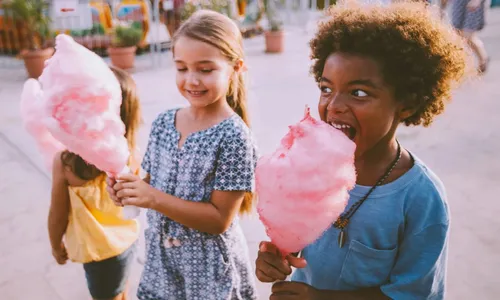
[[329, 122, 356, 140], [186, 90, 208, 97]]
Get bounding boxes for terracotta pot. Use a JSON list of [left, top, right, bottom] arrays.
[[21, 48, 55, 79], [108, 46, 137, 70], [265, 30, 284, 53], [238, 0, 246, 16]]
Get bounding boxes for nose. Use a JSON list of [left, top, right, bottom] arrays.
[[186, 72, 200, 86], [327, 93, 348, 114]]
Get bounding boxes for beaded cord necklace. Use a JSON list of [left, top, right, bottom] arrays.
[[333, 140, 402, 248]]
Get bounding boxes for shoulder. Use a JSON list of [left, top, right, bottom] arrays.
[[150, 108, 178, 131], [53, 151, 89, 186], [220, 115, 254, 143], [406, 159, 446, 198], [52, 151, 75, 185], [403, 158, 449, 232], [216, 116, 258, 157]]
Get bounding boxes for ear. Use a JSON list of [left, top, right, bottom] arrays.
[[397, 101, 418, 122], [233, 59, 247, 73], [399, 107, 416, 122], [397, 93, 418, 122]]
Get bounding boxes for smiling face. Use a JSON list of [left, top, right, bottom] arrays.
[[318, 53, 405, 158], [174, 36, 235, 108]]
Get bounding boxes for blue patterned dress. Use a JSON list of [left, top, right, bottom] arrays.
[[137, 108, 258, 300], [451, 0, 487, 31]]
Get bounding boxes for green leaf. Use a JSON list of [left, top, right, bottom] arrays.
[[3, 0, 52, 50], [112, 24, 143, 48]]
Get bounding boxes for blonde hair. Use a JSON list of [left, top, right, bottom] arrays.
[[61, 66, 142, 180], [110, 66, 142, 153], [172, 10, 254, 214]]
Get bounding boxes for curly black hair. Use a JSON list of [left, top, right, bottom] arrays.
[[310, 1, 471, 126]]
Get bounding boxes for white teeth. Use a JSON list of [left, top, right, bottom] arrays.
[[329, 122, 351, 130], [188, 90, 204, 95]]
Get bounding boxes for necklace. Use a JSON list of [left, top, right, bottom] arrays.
[[333, 140, 402, 248]]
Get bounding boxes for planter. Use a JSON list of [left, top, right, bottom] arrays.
[[238, 0, 246, 16], [74, 35, 111, 50], [265, 30, 284, 53], [316, 0, 336, 9], [108, 46, 137, 69], [21, 47, 55, 78]]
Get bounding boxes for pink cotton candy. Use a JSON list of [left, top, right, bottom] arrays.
[[21, 34, 139, 218], [20, 79, 65, 170], [256, 106, 356, 255], [34, 34, 128, 176]]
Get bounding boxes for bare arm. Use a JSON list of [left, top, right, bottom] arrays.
[[258, 243, 390, 300], [112, 173, 244, 235], [317, 288, 391, 300], [270, 281, 390, 299], [149, 189, 244, 235], [48, 153, 71, 250], [114, 130, 256, 235]]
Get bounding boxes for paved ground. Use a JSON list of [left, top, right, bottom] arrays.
[[0, 7, 499, 300]]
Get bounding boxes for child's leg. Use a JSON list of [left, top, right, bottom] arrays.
[[103, 289, 126, 300], [106, 283, 128, 300], [83, 244, 136, 300], [460, 30, 489, 71], [117, 281, 128, 300], [93, 291, 125, 300]]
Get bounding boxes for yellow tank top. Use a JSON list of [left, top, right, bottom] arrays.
[[65, 174, 139, 263]]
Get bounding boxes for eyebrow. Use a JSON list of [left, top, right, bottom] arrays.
[[320, 77, 379, 89], [174, 60, 215, 64]]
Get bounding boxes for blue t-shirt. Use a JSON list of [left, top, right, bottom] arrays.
[[292, 156, 450, 300]]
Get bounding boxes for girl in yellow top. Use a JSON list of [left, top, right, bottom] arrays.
[[48, 66, 142, 300]]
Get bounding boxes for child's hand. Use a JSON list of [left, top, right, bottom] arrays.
[[113, 173, 156, 209], [271, 281, 322, 300], [52, 242, 68, 265], [255, 241, 307, 282], [106, 176, 121, 206]]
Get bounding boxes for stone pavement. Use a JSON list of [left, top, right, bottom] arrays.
[[1, 7, 500, 300]]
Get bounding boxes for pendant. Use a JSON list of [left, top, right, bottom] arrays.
[[338, 229, 346, 248]]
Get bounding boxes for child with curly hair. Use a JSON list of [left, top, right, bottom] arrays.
[[255, 2, 470, 300]]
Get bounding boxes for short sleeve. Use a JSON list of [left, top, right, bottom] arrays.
[[141, 135, 153, 175], [380, 223, 449, 300], [141, 114, 163, 174], [213, 132, 257, 192]]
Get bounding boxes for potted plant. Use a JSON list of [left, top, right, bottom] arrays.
[[71, 23, 111, 51], [180, 0, 233, 21], [238, 0, 247, 16], [107, 23, 142, 70], [263, 0, 284, 53], [3, 0, 54, 78], [240, 0, 265, 38]]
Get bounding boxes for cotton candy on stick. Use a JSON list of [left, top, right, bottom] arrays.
[[256, 106, 356, 256], [20, 79, 65, 171], [23, 34, 139, 219]]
